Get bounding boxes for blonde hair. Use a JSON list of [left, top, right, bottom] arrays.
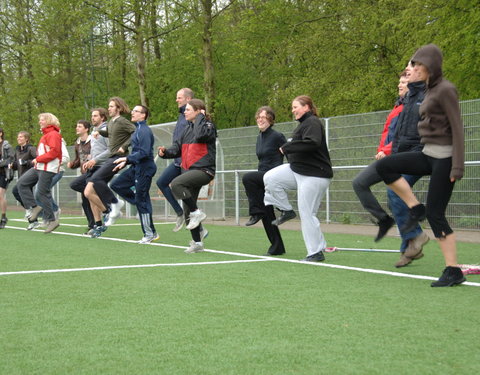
[[39, 113, 60, 127]]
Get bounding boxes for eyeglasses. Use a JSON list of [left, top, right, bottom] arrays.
[[256, 116, 268, 120], [132, 109, 145, 114]]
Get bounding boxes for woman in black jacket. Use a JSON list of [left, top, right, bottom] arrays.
[[376, 44, 465, 287], [264, 96, 333, 262], [10, 131, 37, 215], [158, 99, 217, 254], [242, 106, 286, 255]]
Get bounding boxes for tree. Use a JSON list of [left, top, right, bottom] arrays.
[[0, 0, 479, 136]]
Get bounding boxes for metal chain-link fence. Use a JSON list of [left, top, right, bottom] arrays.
[[220, 99, 480, 230], [7, 100, 479, 231]]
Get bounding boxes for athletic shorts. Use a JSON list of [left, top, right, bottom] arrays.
[[0, 174, 9, 189]]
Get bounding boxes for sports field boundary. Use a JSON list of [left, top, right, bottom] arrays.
[[3, 225, 480, 287]]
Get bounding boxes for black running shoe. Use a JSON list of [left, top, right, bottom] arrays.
[[272, 210, 296, 226], [374, 215, 395, 242], [431, 266, 466, 287], [302, 251, 325, 262], [245, 215, 263, 226]]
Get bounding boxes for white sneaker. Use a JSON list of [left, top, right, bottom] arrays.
[[105, 200, 124, 226], [25, 209, 32, 220], [173, 214, 185, 232], [185, 209, 206, 230], [185, 240, 204, 254], [105, 212, 122, 227], [27, 221, 40, 230], [28, 206, 43, 222], [110, 200, 125, 217], [200, 228, 209, 240], [138, 234, 160, 244]]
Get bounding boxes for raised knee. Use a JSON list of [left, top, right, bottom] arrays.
[[263, 173, 273, 187], [170, 181, 181, 195], [156, 178, 168, 190], [352, 177, 361, 190], [84, 183, 94, 198], [352, 175, 368, 191]]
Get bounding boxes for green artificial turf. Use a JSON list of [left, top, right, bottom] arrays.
[[1, 215, 479, 374]]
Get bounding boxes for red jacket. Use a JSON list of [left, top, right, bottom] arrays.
[[35, 125, 62, 173], [163, 114, 216, 175], [377, 103, 404, 156]]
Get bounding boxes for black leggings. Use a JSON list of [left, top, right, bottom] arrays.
[[171, 169, 213, 242], [376, 151, 455, 238]]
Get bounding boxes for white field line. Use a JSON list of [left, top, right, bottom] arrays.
[[204, 249, 480, 286], [3, 225, 480, 287], [0, 259, 272, 276]]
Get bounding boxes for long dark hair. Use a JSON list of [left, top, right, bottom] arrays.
[[109, 97, 130, 115]]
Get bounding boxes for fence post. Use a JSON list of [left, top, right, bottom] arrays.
[[325, 117, 330, 223], [235, 170, 240, 225]]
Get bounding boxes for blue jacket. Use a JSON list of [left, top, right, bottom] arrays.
[[392, 81, 425, 154], [126, 120, 155, 165]]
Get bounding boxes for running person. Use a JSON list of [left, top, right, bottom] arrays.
[[111, 105, 159, 244], [158, 99, 216, 253]]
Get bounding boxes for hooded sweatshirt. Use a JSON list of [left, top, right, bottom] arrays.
[[411, 44, 464, 180]]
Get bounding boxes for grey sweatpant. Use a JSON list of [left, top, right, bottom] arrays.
[[264, 164, 331, 256], [17, 168, 56, 221]]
